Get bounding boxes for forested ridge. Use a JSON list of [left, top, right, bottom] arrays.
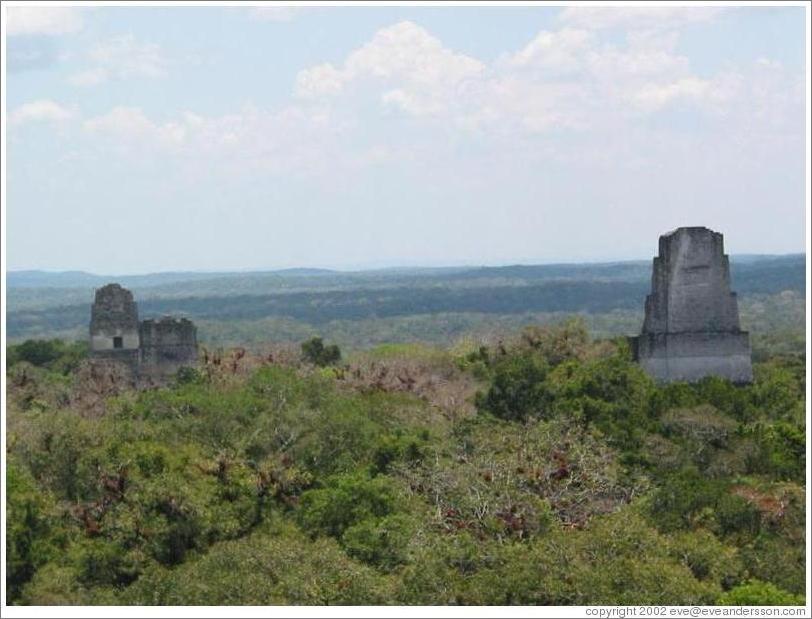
[[6, 255, 805, 349], [5, 318, 806, 606]]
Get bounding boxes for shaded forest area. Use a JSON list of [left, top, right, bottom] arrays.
[[6, 255, 805, 350], [6, 320, 806, 605], [5, 255, 806, 605]]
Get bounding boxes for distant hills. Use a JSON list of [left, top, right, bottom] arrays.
[[6, 268, 339, 289], [5, 254, 805, 344], [7, 254, 803, 290]]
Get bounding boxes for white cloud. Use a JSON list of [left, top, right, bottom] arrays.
[[10, 100, 74, 126], [292, 19, 747, 135], [507, 28, 592, 73], [69, 34, 167, 86], [76, 18, 803, 181], [83, 106, 185, 147], [6, 7, 83, 36], [587, 44, 691, 80], [81, 103, 348, 177], [295, 21, 485, 117], [631, 77, 714, 111], [295, 63, 345, 98]]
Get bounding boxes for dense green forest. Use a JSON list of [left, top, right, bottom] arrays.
[[6, 256, 806, 605], [5, 256, 806, 357], [5, 318, 806, 605]]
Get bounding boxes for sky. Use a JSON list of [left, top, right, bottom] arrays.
[[4, 4, 808, 274]]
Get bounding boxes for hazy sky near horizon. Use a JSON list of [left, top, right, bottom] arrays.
[[5, 4, 807, 274]]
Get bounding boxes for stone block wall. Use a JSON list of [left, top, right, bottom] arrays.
[[634, 227, 752, 384], [635, 332, 752, 383], [88, 283, 198, 377], [89, 284, 140, 353], [139, 317, 198, 375]]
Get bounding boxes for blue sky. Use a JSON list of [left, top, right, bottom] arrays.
[[5, 4, 808, 273]]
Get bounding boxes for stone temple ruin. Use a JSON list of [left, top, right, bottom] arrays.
[[631, 227, 752, 384], [89, 283, 198, 376]]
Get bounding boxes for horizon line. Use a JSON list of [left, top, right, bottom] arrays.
[[5, 251, 806, 279]]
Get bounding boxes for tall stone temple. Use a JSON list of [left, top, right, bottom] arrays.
[[89, 283, 198, 376], [631, 227, 753, 384]]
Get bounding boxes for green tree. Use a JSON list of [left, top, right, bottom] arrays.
[[476, 352, 551, 422], [7, 339, 87, 374], [297, 472, 399, 538], [6, 463, 65, 602], [546, 352, 654, 449], [717, 580, 804, 606], [341, 512, 416, 570], [301, 337, 342, 367]]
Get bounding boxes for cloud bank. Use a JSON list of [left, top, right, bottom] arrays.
[[26, 16, 794, 179]]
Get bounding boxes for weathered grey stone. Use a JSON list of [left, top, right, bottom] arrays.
[[631, 227, 752, 384], [89, 284, 141, 371], [88, 283, 198, 377], [139, 316, 198, 375]]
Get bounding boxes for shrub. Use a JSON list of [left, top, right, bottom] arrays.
[[6, 324, 805, 606], [119, 519, 393, 605], [743, 421, 805, 481], [297, 473, 399, 538], [341, 513, 416, 570], [546, 352, 654, 449], [174, 366, 206, 386], [301, 337, 341, 367], [8, 340, 66, 368], [459, 510, 720, 605], [647, 470, 725, 532], [73, 539, 141, 587], [476, 352, 551, 422], [6, 463, 65, 602], [371, 431, 425, 474], [519, 317, 589, 366], [290, 396, 382, 475], [739, 534, 806, 596], [714, 493, 762, 538], [717, 580, 804, 605], [659, 405, 739, 470], [7, 339, 87, 374], [751, 363, 804, 422], [692, 377, 754, 422], [668, 530, 743, 587], [660, 405, 737, 448]]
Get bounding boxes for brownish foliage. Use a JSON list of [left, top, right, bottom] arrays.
[[335, 354, 479, 419], [72, 466, 129, 536], [397, 419, 644, 540], [730, 485, 792, 526], [69, 360, 137, 418]]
